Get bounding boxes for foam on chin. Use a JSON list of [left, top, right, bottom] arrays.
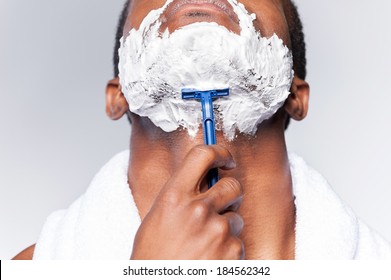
[[118, 0, 294, 141]]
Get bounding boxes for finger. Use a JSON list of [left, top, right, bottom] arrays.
[[223, 211, 244, 236], [164, 145, 236, 193], [203, 177, 243, 213], [225, 237, 245, 260]]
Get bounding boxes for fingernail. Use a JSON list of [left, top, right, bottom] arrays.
[[227, 159, 236, 169]]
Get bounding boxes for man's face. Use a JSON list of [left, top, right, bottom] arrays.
[[118, 0, 295, 140], [124, 0, 290, 46]]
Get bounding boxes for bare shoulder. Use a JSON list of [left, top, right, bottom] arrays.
[[12, 244, 36, 260]]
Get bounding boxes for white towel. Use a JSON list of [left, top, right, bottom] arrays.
[[33, 150, 391, 259]]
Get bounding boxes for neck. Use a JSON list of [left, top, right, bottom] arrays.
[[128, 115, 296, 260]]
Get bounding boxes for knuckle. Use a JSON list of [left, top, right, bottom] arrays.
[[213, 218, 230, 236], [221, 177, 243, 195], [190, 200, 209, 221], [191, 145, 217, 163], [161, 189, 182, 206]]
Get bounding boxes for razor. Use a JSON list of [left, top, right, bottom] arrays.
[[181, 88, 230, 188]]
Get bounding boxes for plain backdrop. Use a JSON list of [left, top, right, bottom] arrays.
[[1, 0, 390, 259]]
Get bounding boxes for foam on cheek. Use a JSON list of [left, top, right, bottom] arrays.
[[118, 0, 294, 141]]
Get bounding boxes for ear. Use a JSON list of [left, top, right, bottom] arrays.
[[284, 76, 310, 121], [105, 77, 129, 120]]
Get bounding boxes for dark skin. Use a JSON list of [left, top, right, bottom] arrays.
[[13, 0, 309, 260]]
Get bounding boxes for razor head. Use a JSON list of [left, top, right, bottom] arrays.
[[181, 88, 230, 100]]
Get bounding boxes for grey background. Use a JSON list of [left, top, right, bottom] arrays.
[[1, 0, 390, 259]]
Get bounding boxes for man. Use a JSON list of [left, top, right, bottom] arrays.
[[13, 0, 391, 260]]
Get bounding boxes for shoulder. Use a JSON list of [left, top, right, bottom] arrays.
[[12, 244, 36, 260]]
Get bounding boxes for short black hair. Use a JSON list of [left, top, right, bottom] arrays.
[[112, 0, 307, 128], [282, 0, 307, 80], [113, 0, 131, 78], [113, 0, 306, 80]]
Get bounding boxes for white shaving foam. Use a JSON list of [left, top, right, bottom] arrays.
[[118, 0, 293, 141]]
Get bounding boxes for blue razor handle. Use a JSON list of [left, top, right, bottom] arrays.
[[182, 88, 230, 188]]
